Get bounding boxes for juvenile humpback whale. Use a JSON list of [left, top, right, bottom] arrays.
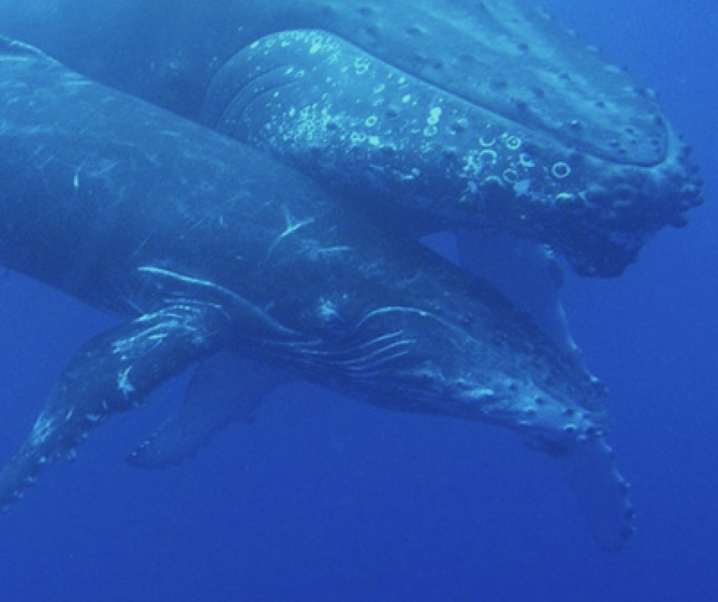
[[0, 39, 634, 551], [0, 0, 702, 276]]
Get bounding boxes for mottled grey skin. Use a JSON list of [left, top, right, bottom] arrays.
[[0, 0, 702, 275], [0, 39, 633, 551]]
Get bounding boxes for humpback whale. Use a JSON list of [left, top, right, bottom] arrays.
[[0, 0, 702, 276], [0, 39, 634, 551]]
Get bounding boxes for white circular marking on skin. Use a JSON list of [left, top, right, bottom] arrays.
[[551, 161, 572, 179], [506, 135, 522, 150], [479, 136, 496, 147], [427, 107, 442, 126], [354, 57, 370, 74], [479, 149, 498, 165], [519, 153, 535, 168], [365, 115, 378, 127], [503, 168, 519, 184]]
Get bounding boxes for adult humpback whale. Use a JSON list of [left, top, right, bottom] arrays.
[[0, 39, 634, 551], [202, 28, 701, 278], [0, 0, 703, 276]]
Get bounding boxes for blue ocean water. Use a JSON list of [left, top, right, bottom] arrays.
[[0, 1, 715, 600]]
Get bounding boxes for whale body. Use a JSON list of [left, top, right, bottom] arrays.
[[0, 39, 634, 551], [0, 0, 702, 276]]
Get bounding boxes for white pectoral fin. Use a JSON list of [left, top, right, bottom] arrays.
[[128, 352, 289, 469], [560, 437, 636, 552]]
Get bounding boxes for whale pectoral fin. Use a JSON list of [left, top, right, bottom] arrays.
[[128, 352, 289, 469], [455, 230, 583, 364], [560, 437, 636, 553], [0, 302, 231, 508]]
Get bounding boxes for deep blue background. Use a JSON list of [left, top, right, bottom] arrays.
[[0, 1, 716, 600]]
